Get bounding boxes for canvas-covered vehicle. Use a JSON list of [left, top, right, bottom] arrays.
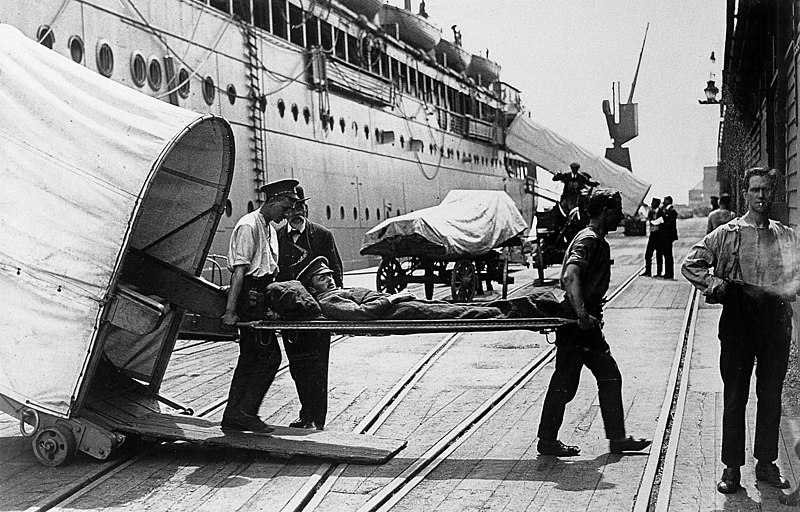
[[0, 25, 404, 466], [360, 190, 528, 301]]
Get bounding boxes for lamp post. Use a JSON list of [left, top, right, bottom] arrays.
[[699, 51, 720, 104]]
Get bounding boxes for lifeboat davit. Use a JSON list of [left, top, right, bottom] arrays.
[[379, 3, 442, 51], [338, 0, 383, 20], [467, 53, 501, 84], [435, 38, 472, 72]]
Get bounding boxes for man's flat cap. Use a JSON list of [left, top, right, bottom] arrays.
[[260, 179, 301, 201]]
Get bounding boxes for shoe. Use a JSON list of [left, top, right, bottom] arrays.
[[221, 412, 274, 433], [755, 461, 790, 489], [537, 439, 580, 457], [717, 466, 741, 494], [609, 436, 652, 453], [289, 418, 324, 430]]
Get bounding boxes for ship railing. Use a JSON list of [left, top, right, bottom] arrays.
[[310, 52, 393, 106], [466, 115, 494, 142]]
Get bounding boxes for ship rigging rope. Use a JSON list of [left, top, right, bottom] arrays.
[[394, 95, 446, 181], [39, 0, 73, 43]]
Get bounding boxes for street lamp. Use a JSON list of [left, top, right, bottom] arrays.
[[699, 51, 720, 104]]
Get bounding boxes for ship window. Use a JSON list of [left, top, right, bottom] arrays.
[[289, 3, 304, 46], [365, 208, 370, 221], [203, 76, 216, 105], [398, 63, 408, 93], [303, 106, 311, 124], [233, 0, 251, 23], [227, 84, 237, 104], [291, 103, 299, 121], [253, 0, 270, 30], [68, 35, 84, 63], [339, 118, 345, 133], [247, 201, 255, 213], [339, 206, 345, 220], [225, 199, 232, 217], [130, 53, 146, 87], [408, 68, 417, 96], [277, 99, 286, 117], [328, 116, 334, 130], [271, 0, 288, 39], [353, 207, 358, 220], [364, 125, 369, 139], [399, 135, 405, 148], [377, 209, 381, 220], [351, 121, 358, 134], [326, 205, 331, 220], [37, 25, 54, 49], [320, 20, 333, 52], [96, 42, 114, 77], [347, 34, 359, 65], [305, 16, 319, 49], [178, 68, 190, 98], [380, 52, 389, 78], [148, 57, 163, 91], [390, 59, 400, 87], [210, 0, 229, 14], [334, 29, 346, 60], [375, 128, 380, 141]]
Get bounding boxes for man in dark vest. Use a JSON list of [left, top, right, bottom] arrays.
[[276, 186, 343, 430]]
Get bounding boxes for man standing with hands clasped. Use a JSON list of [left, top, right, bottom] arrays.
[[536, 188, 651, 457], [683, 167, 797, 494]]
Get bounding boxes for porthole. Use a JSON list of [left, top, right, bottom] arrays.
[[130, 53, 146, 87], [247, 201, 255, 213], [203, 76, 216, 105], [353, 207, 358, 220], [339, 118, 346, 133], [377, 209, 381, 220], [291, 103, 299, 121], [277, 99, 286, 117], [225, 199, 232, 217], [178, 68, 190, 98], [366, 208, 370, 221], [375, 128, 380, 141], [352, 121, 358, 134], [227, 84, 237, 104], [147, 57, 162, 90], [68, 35, 83, 63], [328, 116, 335, 130], [37, 25, 54, 49], [303, 107, 311, 124], [400, 135, 405, 148], [96, 41, 114, 77], [326, 205, 332, 220], [256, 94, 267, 112], [339, 206, 345, 220], [364, 125, 369, 139]]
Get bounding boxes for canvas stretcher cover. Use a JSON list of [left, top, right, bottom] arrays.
[[0, 25, 233, 418], [360, 190, 528, 258], [506, 115, 651, 217]]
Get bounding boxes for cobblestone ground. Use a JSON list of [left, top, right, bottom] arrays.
[[785, 343, 800, 417]]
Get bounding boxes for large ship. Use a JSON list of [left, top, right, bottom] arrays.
[[1, 1, 535, 271]]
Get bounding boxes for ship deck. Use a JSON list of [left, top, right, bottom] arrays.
[[1, 216, 798, 511]]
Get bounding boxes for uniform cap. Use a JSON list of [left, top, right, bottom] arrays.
[[297, 256, 334, 285], [260, 179, 301, 201]]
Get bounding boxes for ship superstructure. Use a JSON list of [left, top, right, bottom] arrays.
[[1, 0, 533, 270]]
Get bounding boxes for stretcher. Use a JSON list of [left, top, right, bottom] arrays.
[[239, 317, 574, 334]]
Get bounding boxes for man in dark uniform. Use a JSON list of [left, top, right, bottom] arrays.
[[659, 195, 679, 279], [643, 197, 663, 277], [221, 179, 301, 432], [552, 162, 599, 215], [536, 188, 651, 457], [276, 186, 343, 430]]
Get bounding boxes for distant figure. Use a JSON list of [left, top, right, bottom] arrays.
[[643, 197, 664, 277], [536, 189, 651, 457], [451, 25, 462, 46], [682, 167, 796, 494], [710, 195, 720, 211], [552, 162, 599, 217], [707, 193, 735, 234], [418, 0, 428, 18], [659, 196, 678, 279]]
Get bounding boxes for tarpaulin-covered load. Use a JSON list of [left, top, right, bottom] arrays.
[[360, 190, 527, 259], [0, 24, 234, 417], [506, 115, 651, 217]]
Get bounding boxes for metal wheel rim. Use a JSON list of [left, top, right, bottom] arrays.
[[32, 424, 76, 467]]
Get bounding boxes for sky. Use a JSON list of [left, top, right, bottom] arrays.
[[414, 0, 726, 204]]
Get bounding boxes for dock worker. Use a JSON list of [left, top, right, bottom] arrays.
[[552, 162, 599, 216], [706, 192, 735, 234], [276, 186, 344, 431], [221, 179, 302, 433], [643, 197, 664, 277], [295, 256, 563, 321], [682, 167, 797, 494], [536, 188, 651, 457]]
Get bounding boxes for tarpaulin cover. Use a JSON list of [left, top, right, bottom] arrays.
[[0, 25, 233, 417], [506, 115, 651, 216], [360, 190, 527, 258]]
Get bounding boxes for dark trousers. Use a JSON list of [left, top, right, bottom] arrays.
[[223, 327, 281, 419], [718, 296, 791, 467], [644, 234, 663, 276], [282, 330, 331, 425], [537, 324, 626, 441], [659, 240, 674, 278]]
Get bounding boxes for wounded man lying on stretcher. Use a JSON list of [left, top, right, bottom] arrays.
[[263, 256, 565, 321]]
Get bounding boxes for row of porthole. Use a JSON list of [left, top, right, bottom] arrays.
[[36, 25, 232, 106], [227, 199, 403, 221]]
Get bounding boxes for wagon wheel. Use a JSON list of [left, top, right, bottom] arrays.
[[423, 261, 435, 299], [32, 423, 77, 467], [376, 257, 406, 293], [450, 260, 477, 302]]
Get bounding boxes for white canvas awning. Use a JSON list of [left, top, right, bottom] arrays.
[[506, 115, 651, 216], [0, 25, 234, 417]]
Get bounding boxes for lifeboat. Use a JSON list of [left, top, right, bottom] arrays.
[[338, 0, 383, 20], [379, 3, 441, 51], [435, 38, 471, 72], [467, 53, 501, 84]]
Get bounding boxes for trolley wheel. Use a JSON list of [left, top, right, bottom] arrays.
[[451, 260, 477, 302], [32, 424, 77, 467], [376, 257, 406, 293]]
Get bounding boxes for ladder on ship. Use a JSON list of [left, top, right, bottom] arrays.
[[244, 26, 267, 204]]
